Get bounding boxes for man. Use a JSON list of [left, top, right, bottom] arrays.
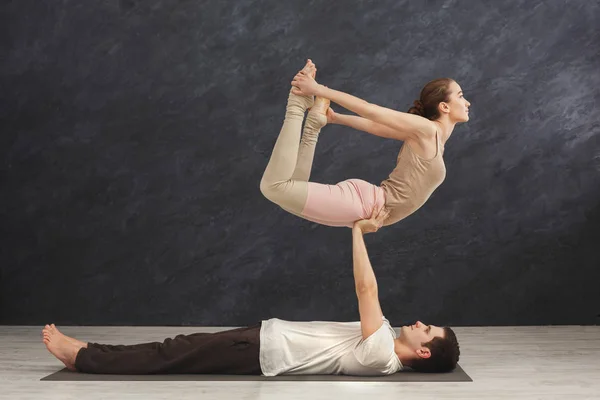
[[42, 208, 460, 375]]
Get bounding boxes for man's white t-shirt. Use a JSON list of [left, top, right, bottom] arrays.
[[259, 317, 403, 376]]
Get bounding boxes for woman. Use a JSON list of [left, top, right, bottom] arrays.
[[260, 59, 471, 228]]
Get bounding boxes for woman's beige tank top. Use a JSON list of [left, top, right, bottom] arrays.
[[380, 130, 446, 226]]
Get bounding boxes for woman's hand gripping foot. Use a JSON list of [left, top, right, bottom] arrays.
[[291, 59, 321, 97]]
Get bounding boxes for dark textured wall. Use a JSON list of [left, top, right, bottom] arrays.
[[1, 0, 599, 327]]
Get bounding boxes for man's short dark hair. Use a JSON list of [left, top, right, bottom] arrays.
[[410, 327, 460, 373]]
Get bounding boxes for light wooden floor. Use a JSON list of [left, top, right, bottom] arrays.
[[1, 325, 599, 400]]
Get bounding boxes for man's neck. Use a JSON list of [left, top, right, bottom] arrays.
[[393, 338, 415, 366]]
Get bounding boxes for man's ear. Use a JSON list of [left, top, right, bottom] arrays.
[[416, 347, 431, 359]]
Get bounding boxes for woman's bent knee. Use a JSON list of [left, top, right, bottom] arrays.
[[259, 178, 276, 202], [260, 178, 308, 214], [260, 177, 289, 205]]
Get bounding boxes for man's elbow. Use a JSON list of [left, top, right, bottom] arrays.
[[355, 282, 378, 296]]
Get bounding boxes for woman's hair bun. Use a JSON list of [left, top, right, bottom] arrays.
[[408, 99, 425, 116]]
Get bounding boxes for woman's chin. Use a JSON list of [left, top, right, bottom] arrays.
[[451, 114, 469, 123]]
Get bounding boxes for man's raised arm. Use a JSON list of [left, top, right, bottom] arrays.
[[352, 208, 390, 340]]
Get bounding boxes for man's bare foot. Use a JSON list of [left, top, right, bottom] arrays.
[[44, 324, 88, 348], [42, 324, 86, 371]]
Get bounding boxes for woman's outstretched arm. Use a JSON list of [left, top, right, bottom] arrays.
[[292, 72, 436, 141], [318, 85, 435, 141], [331, 110, 409, 141]]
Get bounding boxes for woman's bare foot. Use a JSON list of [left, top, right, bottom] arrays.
[[300, 59, 317, 79], [42, 324, 86, 371], [288, 59, 318, 112], [305, 90, 330, 129], [309, 96, 330, 116], [297, 59, 329, 126]]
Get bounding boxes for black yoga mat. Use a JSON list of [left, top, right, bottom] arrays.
[[41, 364, 472, 382]]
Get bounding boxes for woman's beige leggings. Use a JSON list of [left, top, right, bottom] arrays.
[[259, 89, 386, 227]]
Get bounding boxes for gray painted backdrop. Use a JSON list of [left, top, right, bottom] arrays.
[[2, 0, 599, 327]]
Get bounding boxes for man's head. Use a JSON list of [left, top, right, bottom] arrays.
[[397, 321, 460, 373]]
